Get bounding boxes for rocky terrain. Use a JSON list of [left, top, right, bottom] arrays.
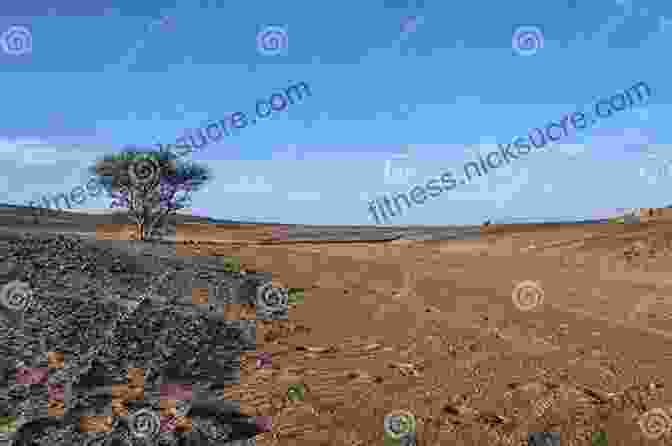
[[0, 223, 283, 445], [3, 206, 672, 445]]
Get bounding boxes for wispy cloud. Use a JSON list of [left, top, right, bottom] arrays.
[[221, 175, 273, 193], [0, 138, 94, 166]]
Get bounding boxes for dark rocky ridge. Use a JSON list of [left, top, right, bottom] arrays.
[[0, 227, 281, 445]]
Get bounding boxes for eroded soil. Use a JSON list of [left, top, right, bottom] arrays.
[[154, 221, 672, 446]]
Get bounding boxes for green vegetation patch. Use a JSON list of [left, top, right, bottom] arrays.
[[220, 256, 241, 273], [0, 416, 17, 433], [287, 288, 305, 305]]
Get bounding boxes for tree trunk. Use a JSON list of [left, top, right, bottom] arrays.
[[140, 203, 152, 240]]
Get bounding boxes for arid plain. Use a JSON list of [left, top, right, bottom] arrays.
[[12, 207, 672, 446], [96, 219, 672, 446]]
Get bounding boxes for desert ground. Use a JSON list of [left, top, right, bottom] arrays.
[[3, 207, 672, 445], [168, 219, 672, 446]]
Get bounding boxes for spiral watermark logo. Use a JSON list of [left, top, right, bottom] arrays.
[[128, 157, 161, 187], [638, 408, 672, 440], [256, 25, 288, 56], [129, 408, 161, 438], [512, 26, 544, 56], [512, 280, 544, 311], [1, 25, 32, 56], [83, 436, 108, 446], [383, 410, 416, 445], [532, 393, 558, 419], [174, 400, 190, 417], [256, 282, 289, 313], [0, 280, 33, 312]]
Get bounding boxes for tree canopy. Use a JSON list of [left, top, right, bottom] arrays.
[[89, 146, 213, 240]]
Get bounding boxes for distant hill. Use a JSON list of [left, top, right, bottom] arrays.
[[3, 203, 665, 227], [0, 202, 254, 225], [494, 216, 611, 225]]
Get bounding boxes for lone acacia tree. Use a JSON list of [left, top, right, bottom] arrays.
[[89, 146, 213, 241]]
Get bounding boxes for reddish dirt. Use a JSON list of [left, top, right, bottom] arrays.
[[110, 221, 672, 445]]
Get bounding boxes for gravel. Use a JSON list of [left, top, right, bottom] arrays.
[[0, 229, 285, 445]]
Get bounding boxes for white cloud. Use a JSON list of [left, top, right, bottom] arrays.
[[446, 145, 531, 205], [0, 138, 97, 167], [382, 152, 418, 186], [21, 147, 75, 165], [0, 139, 20, 155], [493, 167, 530, 209], [221, 175, 273, 193]]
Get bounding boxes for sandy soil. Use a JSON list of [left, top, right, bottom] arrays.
[[127, 220, 672, 446]]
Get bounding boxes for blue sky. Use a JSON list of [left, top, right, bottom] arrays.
[[0, 0, 669, 225]]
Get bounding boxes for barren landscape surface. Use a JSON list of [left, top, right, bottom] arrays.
[[167, 220, 672, 445], [4, 209, 672, 445]]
